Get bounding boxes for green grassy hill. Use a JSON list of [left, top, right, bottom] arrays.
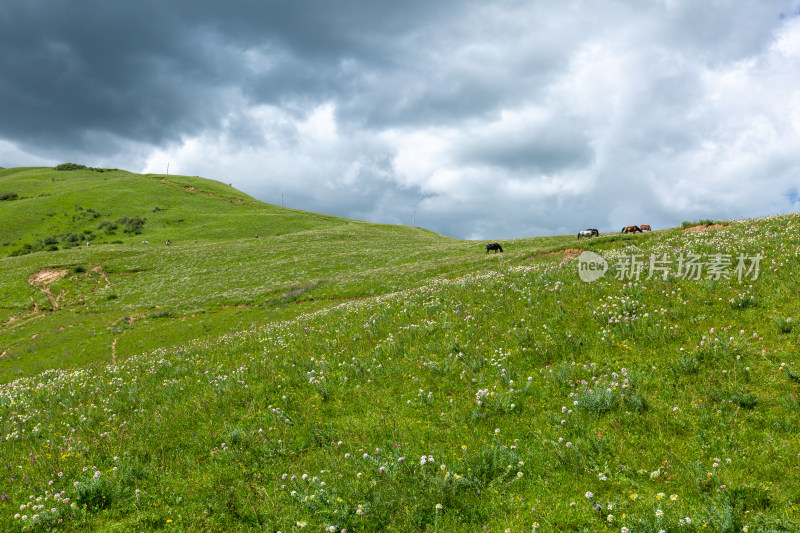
[[1, 166, 520, 382], [0, 166, 799, 532], [0, 166, 347, 256]]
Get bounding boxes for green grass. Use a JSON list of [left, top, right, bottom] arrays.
[[0, 167, 799, 531]]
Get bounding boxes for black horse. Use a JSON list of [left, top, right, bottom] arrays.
[[486, 242, 503, 254]]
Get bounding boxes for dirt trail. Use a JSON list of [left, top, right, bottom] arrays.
[[527, 248, 583, 260], [90, 266, 111, 288], [682, 224, 726, 232], [27, 268, 69, 309]]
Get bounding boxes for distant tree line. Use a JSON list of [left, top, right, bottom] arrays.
[[55, 163, 113, 172]]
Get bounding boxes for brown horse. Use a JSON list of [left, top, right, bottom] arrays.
[[486, 242, 503, 254], [621, 226, 642, 234], [640, 224, 652, 231]]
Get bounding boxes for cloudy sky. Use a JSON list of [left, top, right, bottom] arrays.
[[2, 1, 799, 239]]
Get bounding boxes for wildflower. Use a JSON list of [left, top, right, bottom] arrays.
[[607, 514, 614, 522], [420, 456, 427, 465], [585, 491, 594, 499], [671, 494, 678, 501], [629, 493, 638, 500], [436, 503, 443, 510], [517, 472, 524, 478], [656, 509, 663, 517], [656, 493, 665, 500], [622, 528, 629, 533]]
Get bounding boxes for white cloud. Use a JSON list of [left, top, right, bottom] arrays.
[[5, 1, 799, 238]]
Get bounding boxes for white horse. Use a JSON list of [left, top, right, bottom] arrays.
[[578, 229, 599, 239]]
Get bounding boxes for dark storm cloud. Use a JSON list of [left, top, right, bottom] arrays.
[[1, 0, 799, 239], [0, 0, 468, 151]]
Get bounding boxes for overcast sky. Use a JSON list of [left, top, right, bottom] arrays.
[[2, 1, 799, 239]]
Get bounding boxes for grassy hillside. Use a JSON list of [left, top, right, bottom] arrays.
[[0, 166, 347, 256], [1, 166, 502, 382], [0, 167, 799, 531]]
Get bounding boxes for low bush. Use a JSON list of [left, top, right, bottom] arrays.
[[55, 163, 87, 171]]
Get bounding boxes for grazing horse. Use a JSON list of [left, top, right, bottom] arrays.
[[621, 226, 642, 234], [640, 224, 652, 231], [578, 229, 600, 239], [486, 242, 503, 254]]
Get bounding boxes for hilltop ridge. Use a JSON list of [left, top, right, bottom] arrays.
[[0, 166, 356, 257]]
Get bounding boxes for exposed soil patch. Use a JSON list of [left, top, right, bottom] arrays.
[[682, 224, 726, 232], [28, 268, 68, 286], [90, 266, 111, 288], [527, 248, 583, 260], [28, 268, 69, 309]]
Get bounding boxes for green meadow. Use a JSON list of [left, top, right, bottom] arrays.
[[1, 166, 799, 532]]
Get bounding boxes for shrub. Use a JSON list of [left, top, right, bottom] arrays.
[[98, 220, 118, 233], [577, 388, 619, 414], [55, 163, 87, 171], [732, 391, 758, 409], [773, 316, 794, 334], [681, 219, 715, 228], [75, 477, 116, 511], [0, 192, 17, 200], [117, 216, 146, 234]]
